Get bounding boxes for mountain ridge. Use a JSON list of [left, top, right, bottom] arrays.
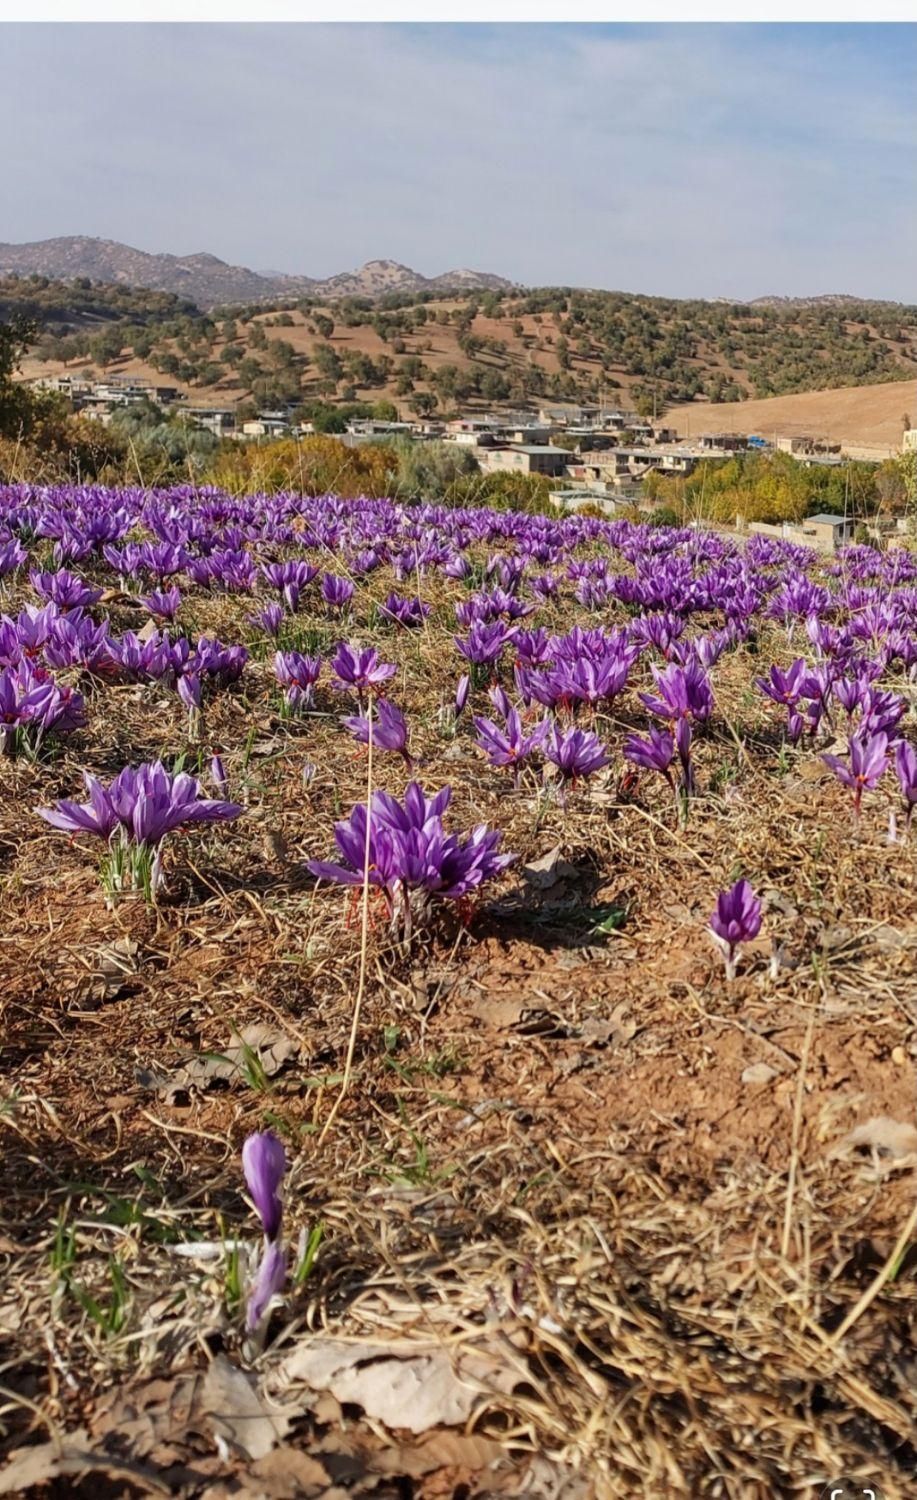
[[0, 237, 515, 309], [0, 238, 905, 313]]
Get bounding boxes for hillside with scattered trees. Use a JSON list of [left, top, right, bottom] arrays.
[[6, 274, 916, 420]]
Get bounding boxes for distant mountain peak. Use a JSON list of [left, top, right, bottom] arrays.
[[0, 236, 513, 308]]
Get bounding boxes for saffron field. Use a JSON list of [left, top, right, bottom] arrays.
[[1, 485, 916, 1497]]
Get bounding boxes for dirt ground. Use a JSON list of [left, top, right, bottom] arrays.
[[2, 550, 917, 1498]]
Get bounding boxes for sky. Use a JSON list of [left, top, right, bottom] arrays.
[[1, 22, 915, 301]]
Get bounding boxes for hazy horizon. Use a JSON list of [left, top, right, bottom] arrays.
[[1, 23, 914, 302]]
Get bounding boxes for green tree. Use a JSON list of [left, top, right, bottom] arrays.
[[89, 328, 125, 367], [0, 315, 39, 437]]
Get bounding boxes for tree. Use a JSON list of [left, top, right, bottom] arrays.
[[0, 315, 39, 437], [89, 328, 125, 367], [131, 329, 155, 361], [314, 314, 335, 339], [238, 357, 263, 390], [409, 392, 438, 418], [314, 343, 342, 383]]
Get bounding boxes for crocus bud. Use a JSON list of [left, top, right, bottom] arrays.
[[177, 672, 202, 711], [210, 755, 228, 797], [242, 1131, 286, 1242], [455, 674, 470, 718], [245, 1240, 287, 1331]]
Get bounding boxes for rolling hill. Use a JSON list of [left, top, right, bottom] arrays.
[[667, 380, 916, 451], [7, 268, 917, 437]]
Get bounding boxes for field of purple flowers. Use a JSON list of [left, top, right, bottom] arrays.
[[2, 484, 917, 1497]]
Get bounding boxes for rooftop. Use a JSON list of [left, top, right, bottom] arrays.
[[494, 444, 572, 456], [807, 513, 851, 526]]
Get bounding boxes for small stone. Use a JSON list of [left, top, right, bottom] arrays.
[[892, 1046, 907, 1066], [742, 1062, 778, 1086]]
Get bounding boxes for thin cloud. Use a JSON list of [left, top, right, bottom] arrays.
[[0, 23, 913, 299]]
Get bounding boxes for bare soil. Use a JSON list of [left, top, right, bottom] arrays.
[[2, 569, 917, 1498]]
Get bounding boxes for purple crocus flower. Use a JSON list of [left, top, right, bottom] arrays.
[[241, 1131, 287, 1332], [210, 754, 229, 797], [308, 782, 513, 938], [0, 661, 85, 754], [245, 1240, 287, 1332], [454, 674, 471, 718], [381, 592, 430, 628], [42, 612, 112, 673], [177, 672, 202, 712], [37, 761, 242, 896], [321, 573, 355, 611], [640, 660, 714, 724], [755, 660, 807, 708], [623, 726, 675, 785], [454, 621, 515, 670], [30, 568, 103, 612], [140, 587, 182, 622], [709, 879, 763, 981], [190, 636, 248, 686], [262, 560, 318, 612], [0, 538, 27, 577], [474, 708, 549, 778], [274, 650, 322, 710], [343, 698, 412, 766], [894, 740, 917, 832], [543, 724, 610, 786], [242, 1130, 286, 1242], [249, 603, 285, 638], [822, 731, 890, 813], [331, 642, 396, 696]]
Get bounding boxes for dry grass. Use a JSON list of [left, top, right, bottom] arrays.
[[668, 379, 917, 452], [1, 536, 917, 1497]]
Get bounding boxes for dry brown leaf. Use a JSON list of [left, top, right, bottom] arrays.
[[579, 1003, 635, 1047], [843, 1115, 917, 1160], [0, 1431, 170, 1496], [90, 1373, 199, 1464], [140, 1022, 296, 1096], [522, 845, 578, 891], [222, 1446, 335, 1497], [469, 995, 563, 1034], [489, 1454, 597, 1498], [741, 1062, 779, 1086], [279, 1336, 520, 1435], [203, 1354, 291, 1461], [75, 936, 144, 1007], [369, 1429, 506, 1477]]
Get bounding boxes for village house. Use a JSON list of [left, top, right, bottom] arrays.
[[240, 416, 290, 440], [696, 433, 749, 454], [182, 407, 235, 437], [549, 488, 641, 518], [567, 448, 699, 484], [444, 417, 503, 440], [345, 419, 413, 437], [747, 512, 854, 555], [478, 444, 571, 477], [502, 425, 551, 445], [775, 434, 841, 457]]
